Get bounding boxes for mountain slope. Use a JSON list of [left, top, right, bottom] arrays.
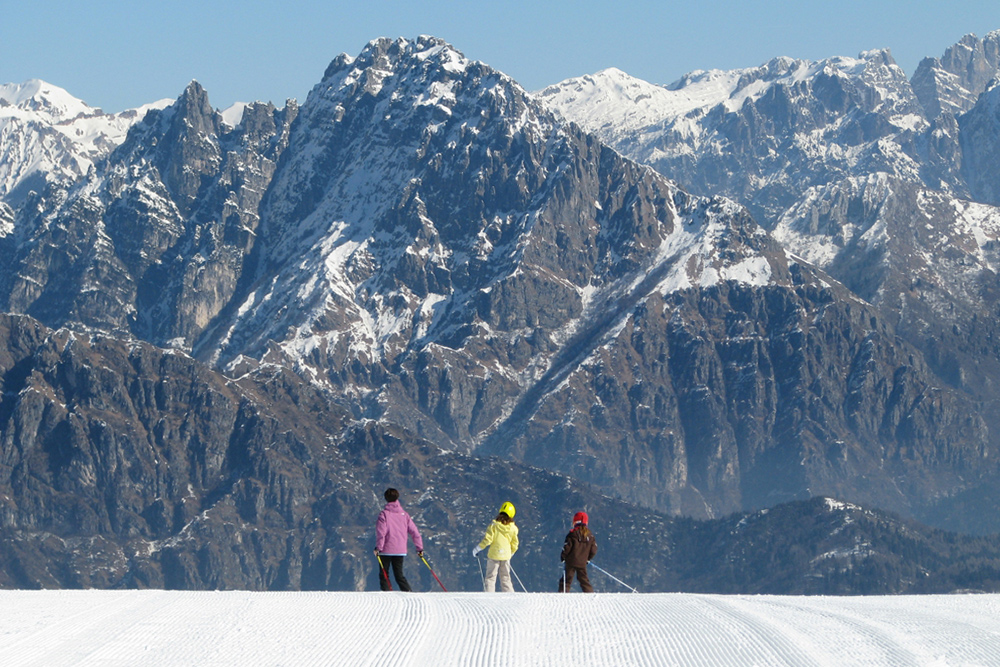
[[538, 49, 934, 225], [4, 37, 995, 528], [0, 34, 996, 548], [912, 31, 1000, 119], [537, 34, 1000, 510], [0, 80, 170, 205], [0, 82, 297, 347], [181, 37, 992, 520]]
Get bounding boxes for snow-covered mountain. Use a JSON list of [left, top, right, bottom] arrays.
[[1, 37, 992, 513], [538, 30, 1000, 449], [912, 30, 1000, 119], [537, 49, 931, 224], [206, 38, 787, 414], [537, 33, 1000, 233], [0, 80, 171, 204], [1, 34, 1000, 592], [539, 52, 926, 168]]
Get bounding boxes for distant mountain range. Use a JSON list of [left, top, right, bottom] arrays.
[[1, 32, 1000, 592], [539, 31, 1000, 530]]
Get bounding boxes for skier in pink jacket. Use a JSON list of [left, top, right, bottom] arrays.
[[374, 488, 424, 591]]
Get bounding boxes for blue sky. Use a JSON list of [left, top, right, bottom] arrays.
[[4, 1, 1000, 112]]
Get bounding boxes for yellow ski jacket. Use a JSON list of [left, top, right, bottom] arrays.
[[478, 520, 519, 561]]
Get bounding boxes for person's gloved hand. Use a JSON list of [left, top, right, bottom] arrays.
[[472, 545, 483, 557]]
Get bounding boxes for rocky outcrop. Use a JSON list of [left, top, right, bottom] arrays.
[[960, 81, 1000, 206], [483, 267, 990, 519], [912, 32, 1000, 119], [0, 84, 297, 348], [773, 175, 1000, 404]]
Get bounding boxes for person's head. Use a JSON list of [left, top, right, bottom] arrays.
[[384, 488, 399, 503], [496, 501, 516, 524], [573, 511, 588, 526]]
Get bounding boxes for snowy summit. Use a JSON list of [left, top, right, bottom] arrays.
[[0, 79, 171, 201]]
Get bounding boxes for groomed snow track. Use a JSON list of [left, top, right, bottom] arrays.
[[1, 591, 999, 666]]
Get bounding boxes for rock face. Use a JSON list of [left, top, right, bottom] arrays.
[[770, 175, 1000, 408], [960, 81, 1000, 206], [0, 312, 691, 590], [912, 32, 1000, 120], [540, 31, 1000, 521], [485, 274, 990, 518], [537, 51, 929, 226], [1, 83, 297, 348], [0, 34, 999, 590]]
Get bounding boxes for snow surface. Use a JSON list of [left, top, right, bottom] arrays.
[[0, 79, 171, 199], [219, 102, 249, 128], [1, 590, 998, 666]]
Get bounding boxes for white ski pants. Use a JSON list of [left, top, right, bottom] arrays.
[[483, 558, 513, 592]]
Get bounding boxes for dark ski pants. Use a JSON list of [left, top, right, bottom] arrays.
[[377, 555, 411, 591], [561, 565, 593, 592]]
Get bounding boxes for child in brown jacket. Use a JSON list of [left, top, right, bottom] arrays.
[[560, 511, 597, 592]]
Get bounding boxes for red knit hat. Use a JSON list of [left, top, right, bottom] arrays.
[[573, 511, 588, 525]]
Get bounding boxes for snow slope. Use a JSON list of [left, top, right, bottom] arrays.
[[0, 79, 171, 201], [535, 53, 922, 164], [1, 590, 998, 666]]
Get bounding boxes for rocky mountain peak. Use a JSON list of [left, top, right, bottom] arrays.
[[0, 80, 170, 204], [540, 49, 924, 232], [940, 33, 998, 81], [176, 81, 215, 123], [912, 32, 1000, 119], [319, 36, 474, 99], [256, 34, 549, 277], [858, 48, 896, 69], [0, 79, 99, 122], [144, 81, 224, 216]]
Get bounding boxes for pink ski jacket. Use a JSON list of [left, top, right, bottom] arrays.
[[375, 501, 424, 555]]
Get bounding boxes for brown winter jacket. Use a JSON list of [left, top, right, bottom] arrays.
[[561, 526, 597, 568]]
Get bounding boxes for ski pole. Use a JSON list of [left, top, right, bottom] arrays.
[[590, 562, 638, 593], [376, 553, 393, 591], [476, 552, 485, 588], [420, 553, 448, 591], [508, 563, 529, 592]]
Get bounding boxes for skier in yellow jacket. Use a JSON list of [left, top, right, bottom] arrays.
[[473, 501, 519, 592]]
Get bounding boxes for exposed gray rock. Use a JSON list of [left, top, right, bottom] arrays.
[[540, 34, 1000, 522], [0, 312, 672, 590], [913, 32, 1000, 119], [774, 175, 1000, 405], [960, 80, 1000, 205], [1, 84, 297, 349]]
